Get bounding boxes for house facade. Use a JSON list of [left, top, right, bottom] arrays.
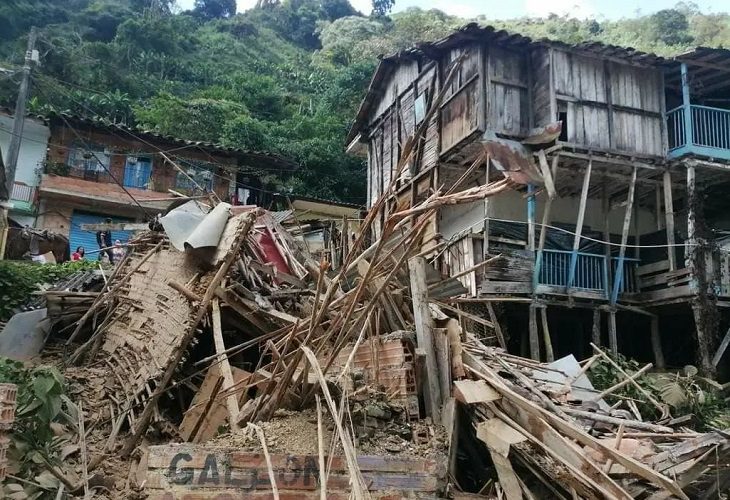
[[0, 108, 49, 227], [348, 24, 730, 377], [3, 111, 295, 256]]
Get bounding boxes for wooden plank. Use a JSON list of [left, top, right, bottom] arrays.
[[408, 256, 442, 422], [453, 379, 500, 404], [567, 160, 592, 290], [211, 298, 239, 424], [610, 166, 637, 305], [540, 307, 554, 362], [481, 281, 532, 294], [528, 303, 540, 361], [711, 325, 730, 368], [608, 310, 618, 356], [650, 316, 666, 369], [663, 170, 676, 271], [79, 222, 149, 231], [637, 259, 671, 277]]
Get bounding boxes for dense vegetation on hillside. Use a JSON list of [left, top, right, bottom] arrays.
[[1, 0, 729, 203]]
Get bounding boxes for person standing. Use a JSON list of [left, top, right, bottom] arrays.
[[112, 239, 125, 262], [71, 246, 85, 261], [95, 217, 114, 263]]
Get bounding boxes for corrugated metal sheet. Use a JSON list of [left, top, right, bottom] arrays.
[[69, 211, 133, 257]]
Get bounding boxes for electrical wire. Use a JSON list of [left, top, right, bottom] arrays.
[[32, 73, 369, 202], [448, 214, 696, 249]]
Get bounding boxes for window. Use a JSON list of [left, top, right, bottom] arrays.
[[558, 102, 568, 142], [414, 93, 426, 125], [68, 147, 109, 181], [174, 159, 215, 192], [123, 156, 152, 189]]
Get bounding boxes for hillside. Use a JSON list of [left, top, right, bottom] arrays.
[[1, 0, 729, 203]]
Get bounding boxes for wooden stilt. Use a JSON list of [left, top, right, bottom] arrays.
[[608, 309, 618, 356], [528, 303, 540, 361], [408, 256, 442, 422], [650, 315, 665, 370], [567, 159, 592, 291], [486, 302, 506, 350], [533, 154, 559, 291], [592, 309, 601, 347], [540, 307, 554, 362], [663, 170, 676, 271], [610, 167, 637, 305], [712, 325, 730, 368], [602, 178, 612, 298]]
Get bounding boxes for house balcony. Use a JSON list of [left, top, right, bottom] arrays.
[[667, 104, 730, 161], [535, 249, 639, 300], [9, 181, 37, 214]]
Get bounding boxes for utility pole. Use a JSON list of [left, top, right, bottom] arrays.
[[0, 26, 37, 259]]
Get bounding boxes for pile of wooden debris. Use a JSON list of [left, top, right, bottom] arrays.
[[15, 56, 730, 498], [457, 338, 730, 499]]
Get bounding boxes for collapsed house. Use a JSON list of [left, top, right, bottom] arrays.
[[346, 23, 730, 378], [3, 23, 730, 500]]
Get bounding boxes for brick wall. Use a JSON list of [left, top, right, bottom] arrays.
[[47, 122, 235, 196]]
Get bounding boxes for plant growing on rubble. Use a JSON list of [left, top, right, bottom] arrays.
[[0, 358, 78, 499], [589, 354, 730, 430], [0, 260, 98, 322]]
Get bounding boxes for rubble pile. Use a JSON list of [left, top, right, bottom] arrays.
[[5, 78, 729, 498]]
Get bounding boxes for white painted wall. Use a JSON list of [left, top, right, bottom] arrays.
[[0, 113, 49, 187], [439, 190, 657, 242]]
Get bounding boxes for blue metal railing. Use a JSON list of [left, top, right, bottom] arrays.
[[668, 104, 730, 153], [537, 249, 639, 295]]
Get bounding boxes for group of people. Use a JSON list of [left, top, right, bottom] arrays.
[[71, 218, 126, 263]]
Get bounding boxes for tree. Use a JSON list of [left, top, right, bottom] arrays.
[[193, 0, 236, 19], [649, 9, 694, 46], [372, 0, 394, 17]]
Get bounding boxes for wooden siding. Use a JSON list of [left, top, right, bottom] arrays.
[[552, 49, 665, 156], [531, 48, 553, 128], [370, 59, 420, 124], [487, 46, 529, 136], [440, 44, 483, 155]]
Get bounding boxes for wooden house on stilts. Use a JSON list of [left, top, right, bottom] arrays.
[[347, 24, 730, 377]]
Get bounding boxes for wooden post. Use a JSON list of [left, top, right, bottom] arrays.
[[681, 63, 693, 147], [483, 160, 490, 260], [486, 302, 506, 350], [633, 191, 640, 260], [602, 177, 612, 299], [610, 166, 637, 305], [650, 316, 665, 370], [212, 298, 240, 423], [541, 307, 554, 362], [591, 308, 601, 347], [528, 303, 540, 361], [608, 309, 618, 355], [533, 154, 559, 291], [712, 325, 730, 368], [654, 185, 662, 231], [408, 256, 442, 423], [527, 184, 536, 253], [567, 159, 592, 290], [663, 170, 676, 271]]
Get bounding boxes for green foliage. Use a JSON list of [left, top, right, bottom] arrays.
[[192, 0, 237, 20], [0, 358, 77, 498], [588, 353, 730, 430], [3, 1, 730, 206], [0, 260, 97, 322], [371, 0, 394, 17]]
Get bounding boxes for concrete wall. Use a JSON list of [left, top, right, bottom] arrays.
[[439, 190, 657, 242], [0, 114, 49, 186]]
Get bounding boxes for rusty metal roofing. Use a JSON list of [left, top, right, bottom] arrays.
[[667, 46, 730, 96], [347, 23, 675, 144]]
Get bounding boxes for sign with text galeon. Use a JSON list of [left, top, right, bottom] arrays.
[[145, 445, 445, 499]]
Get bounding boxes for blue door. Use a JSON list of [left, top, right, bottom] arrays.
[[69, 211, 133, 258], [123, 157, 152, 189]]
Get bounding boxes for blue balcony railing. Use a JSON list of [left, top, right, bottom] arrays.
[[537, 249, 639, 296], [667, 104, 730, 160]]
